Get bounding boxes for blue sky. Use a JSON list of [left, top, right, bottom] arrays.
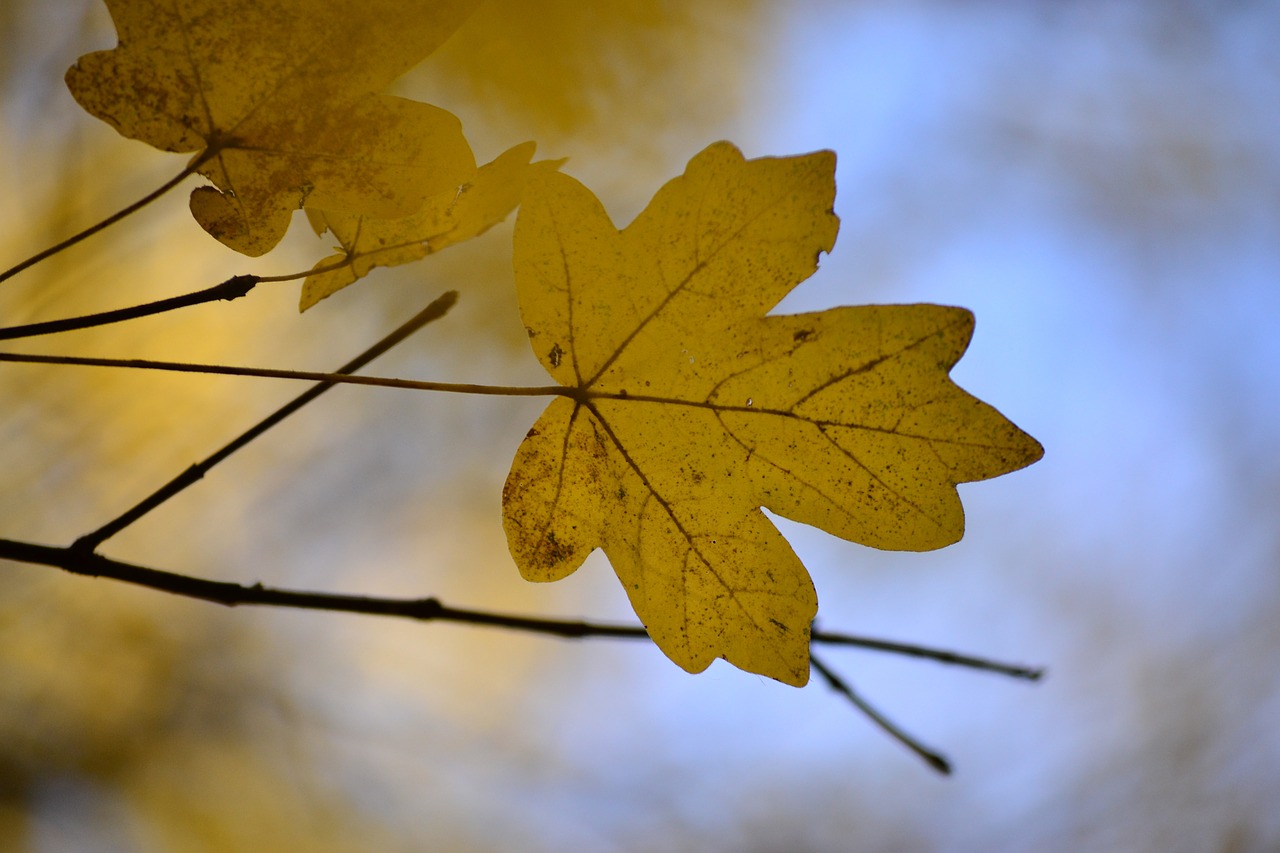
[[481, 3, 1280, 849]]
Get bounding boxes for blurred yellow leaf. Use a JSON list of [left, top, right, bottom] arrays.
[[301, 142, 563, 311], [425, 0, 764, 137], [65, 0, 478, 256], [503, 142, 1043, 685]]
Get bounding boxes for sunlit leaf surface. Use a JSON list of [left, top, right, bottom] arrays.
[[503, 142, 1043, 685]]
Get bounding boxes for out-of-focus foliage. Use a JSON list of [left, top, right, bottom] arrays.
[[424, 0, 764, 145], [504, 141, 1040, 684], [0, 576, 411, 850]]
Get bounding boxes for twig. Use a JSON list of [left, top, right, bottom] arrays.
[[813, 626, 1043, 681], [0, 535, 1039, 682], [0, 161, 204, 285], [0, 256, 362, 342], [0, 536, 1042, 774], [72, 291, 459, 552], [0, 536, 653, 638], [810, 651, 952, 775], [0, 275, 259, 340]]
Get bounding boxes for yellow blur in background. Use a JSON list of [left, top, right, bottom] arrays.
[[3, 1, 1279, 850]]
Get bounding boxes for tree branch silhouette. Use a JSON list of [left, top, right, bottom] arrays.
[[0, 533, 1038, 773], [0, 256, 375, 341], [811, 652, 952, 775], [72, 291, 460, 552], [0, 536, 1040, 681], [0, 274, 259, 341]]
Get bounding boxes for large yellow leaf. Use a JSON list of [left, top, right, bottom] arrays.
[[301, 142, 563, 311], [502, 142, 1043, 686], [66, 0, 479, 256]]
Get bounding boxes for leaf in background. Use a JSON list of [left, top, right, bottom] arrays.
[[66, 0, 479, 256], [301, 142, 563, 311], [503, 142, 1043, 686]]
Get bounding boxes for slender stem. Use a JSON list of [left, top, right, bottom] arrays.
[[0, 534, 1040, 771], [1, 534, 1044, 681], [0, 162, 202, 285], [812, 625, 1044, 680], [254, 258, 350, 283], [0, 275, 259, 341], [0, 537, 649, 640], [810, 652, 952, 775], [73, 292, 459, 552], [0, 255, 368, 342], [0, 351, 569, 399]]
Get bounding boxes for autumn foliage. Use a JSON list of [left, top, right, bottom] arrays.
[[2, 0, 1041, 749], [504, 143, 1040, 684]]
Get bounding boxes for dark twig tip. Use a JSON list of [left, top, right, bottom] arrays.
[[220, 274, 260, 300]]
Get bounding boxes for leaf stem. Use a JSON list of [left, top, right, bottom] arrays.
[[253, 258, 350, 283], [0, 275, 259, 341], [0, 351, 570, 399], [72, 292, 459, 552], [0, 162, 202, 286], [810, 651, 952, 775]]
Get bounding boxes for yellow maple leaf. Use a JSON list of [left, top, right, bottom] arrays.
[[65, 0, 479, 256], [301, 142, 564, 311], [502, 142, 1044, 686]]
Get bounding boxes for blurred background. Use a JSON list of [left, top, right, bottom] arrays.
[[2, 0, 1278, 850]]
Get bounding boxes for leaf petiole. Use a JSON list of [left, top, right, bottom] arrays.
[[0, 351, 570, 399]]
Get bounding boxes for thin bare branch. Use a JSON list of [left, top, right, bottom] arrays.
[[813, 625, 1044, 681], [72, 292, 459, 552], [0, 536, 650, 639], [0, 275, 259, 341], [0, 254, 384, 341], [0, 536, 1040, 680], [810, 651, 952, 775], [0, 535, 1041, 775]]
